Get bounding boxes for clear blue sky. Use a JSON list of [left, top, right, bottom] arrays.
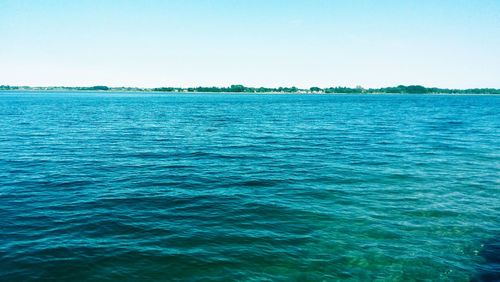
[[1, 0, 500, 88]]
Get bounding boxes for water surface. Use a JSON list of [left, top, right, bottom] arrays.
[[0, 92, 499, 281]]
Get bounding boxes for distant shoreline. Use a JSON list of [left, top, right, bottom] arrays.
[[1, 85, 500, 95], [1, 90, 499, 96]]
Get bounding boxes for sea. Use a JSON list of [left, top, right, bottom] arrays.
[[0, 92, 498, 281]]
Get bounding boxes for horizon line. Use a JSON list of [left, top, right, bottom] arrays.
[[2, 84, 500, 91]]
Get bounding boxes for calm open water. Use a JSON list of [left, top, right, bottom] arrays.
[[0, 92, 499, 281]]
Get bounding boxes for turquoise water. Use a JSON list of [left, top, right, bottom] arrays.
[[0, 92, 499, 281]]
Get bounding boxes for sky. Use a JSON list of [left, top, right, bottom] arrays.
[[1, 0, 500, 89]]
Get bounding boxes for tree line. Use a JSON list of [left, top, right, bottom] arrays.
[[1, 84, 500, 94]]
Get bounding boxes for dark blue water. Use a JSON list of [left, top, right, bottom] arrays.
[[0, 92, 499, 281]]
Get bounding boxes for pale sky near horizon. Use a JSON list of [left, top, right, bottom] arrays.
[[1, 0, 500, 88]]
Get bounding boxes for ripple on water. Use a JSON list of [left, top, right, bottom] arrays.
[[0, 92, 499, 281]]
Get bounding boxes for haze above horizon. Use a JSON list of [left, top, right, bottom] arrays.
[[1, 0, 500, 89]]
